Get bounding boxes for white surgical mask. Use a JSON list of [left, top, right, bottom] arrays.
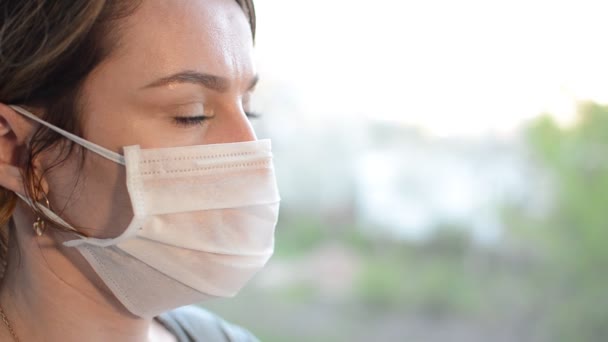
[[10, 105, 280, 318]]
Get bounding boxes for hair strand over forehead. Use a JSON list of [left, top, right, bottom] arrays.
[[235, 0, 256, 40]]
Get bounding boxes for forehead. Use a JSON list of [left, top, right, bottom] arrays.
[[104, 0, 254, 87]]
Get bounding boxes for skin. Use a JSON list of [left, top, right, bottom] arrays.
[[0, 0, 257, 340]]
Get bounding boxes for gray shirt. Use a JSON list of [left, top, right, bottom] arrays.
[[156, 306, 260, 342]]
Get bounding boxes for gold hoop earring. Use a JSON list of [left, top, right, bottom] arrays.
[[32, 194, 50, 237]]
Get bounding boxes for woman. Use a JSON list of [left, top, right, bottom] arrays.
[[0, 0, 280, 341]]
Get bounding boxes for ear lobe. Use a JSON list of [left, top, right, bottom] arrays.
[[0, 163, 25, 196], [0, 102, 37, 142], [0, 102, 38, 196], [0, 116, 11, 136]]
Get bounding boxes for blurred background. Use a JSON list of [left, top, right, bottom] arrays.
[[205, 0, 608, 341]]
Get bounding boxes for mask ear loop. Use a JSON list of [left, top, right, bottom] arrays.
[[8, 105, 126, 165], [14, 192, 80, 235]]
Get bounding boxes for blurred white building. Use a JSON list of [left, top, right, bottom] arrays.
[[354, 122, 529, 243]]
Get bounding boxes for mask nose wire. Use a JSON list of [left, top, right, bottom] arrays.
[[9, 105, 126, 165]]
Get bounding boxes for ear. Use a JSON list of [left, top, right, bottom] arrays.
[[0, 103, 39, 196]]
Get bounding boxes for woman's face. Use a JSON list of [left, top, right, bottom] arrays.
[[42, 0, 257, 238]]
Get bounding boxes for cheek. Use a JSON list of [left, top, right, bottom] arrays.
[[44, 147, 134, 239]]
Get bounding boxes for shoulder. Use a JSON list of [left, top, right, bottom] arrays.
[[157, 306, 260, 342]]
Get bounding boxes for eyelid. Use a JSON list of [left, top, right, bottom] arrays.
[[172, 102, 213, 117]]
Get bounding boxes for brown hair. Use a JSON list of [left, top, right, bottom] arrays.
[[0, 0, 256, 276]]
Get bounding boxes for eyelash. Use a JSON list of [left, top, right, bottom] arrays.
[[172, 111, 260, 127]]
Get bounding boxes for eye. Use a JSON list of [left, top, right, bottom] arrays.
[[172, 115, 209, 127]]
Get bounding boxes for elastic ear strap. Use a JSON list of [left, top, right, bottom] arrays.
[[13, 192, 79, 233], [9, 105, 125, 165], [14, 192, 118, 247]]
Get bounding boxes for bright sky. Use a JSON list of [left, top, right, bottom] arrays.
[[254, 0, 608, 137]]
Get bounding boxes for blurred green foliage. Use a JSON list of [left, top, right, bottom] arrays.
[[273, 211, 326, 258], [513, 101, 608, 342]]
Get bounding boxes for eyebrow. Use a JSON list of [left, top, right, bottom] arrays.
[[142, 71, 259, 92]]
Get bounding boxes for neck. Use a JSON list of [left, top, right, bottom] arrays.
[[0, 209, 153, 342]]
